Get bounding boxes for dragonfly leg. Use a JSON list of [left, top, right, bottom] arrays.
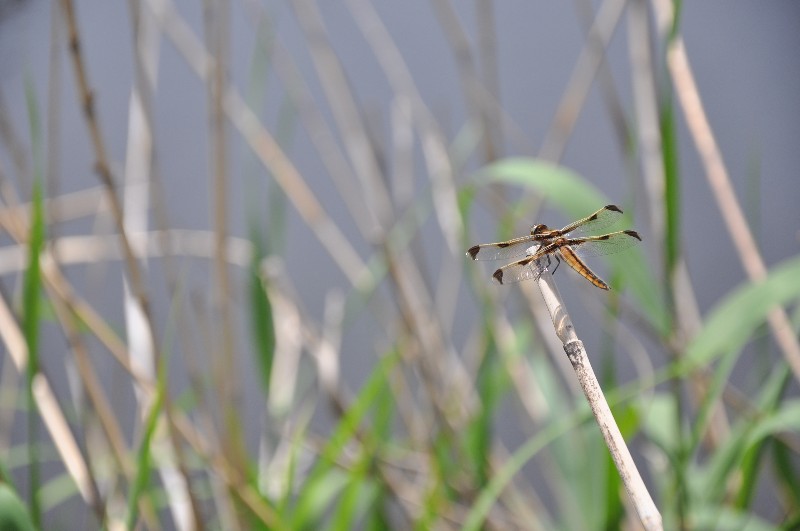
[[550, 254, 561, 275]]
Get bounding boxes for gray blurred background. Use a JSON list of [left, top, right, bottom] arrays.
[[1, 0, 799, 526]]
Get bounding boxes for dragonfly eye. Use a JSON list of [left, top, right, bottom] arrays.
[[530, 224, 547, 235]]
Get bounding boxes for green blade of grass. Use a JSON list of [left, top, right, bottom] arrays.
[[772, 439, 800, 512], [23, 74, 46, 530], [661, 95, 680, 275], [329, 456, 379, 531], [291, 351, 399, 529], [462, 406, 589, 531], [465, 329, 506, 490], [602, 403, 639, 528], [691, 364, 789, 505], [293, 469, 350, 530], [689, 505, 778, 531], [38, 472, 80, 513], [0, 484, 36, 531], [682, 254, 800, 501], [682, 254, 800, 371], [248, 230, 276, 395], [734, 364, 790, 509], [125, 379, 165, 530]]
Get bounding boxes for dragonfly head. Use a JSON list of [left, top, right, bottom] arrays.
[[530, 224, 550, 235]]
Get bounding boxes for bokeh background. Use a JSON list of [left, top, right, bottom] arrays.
[[0, 0, 799, 529]]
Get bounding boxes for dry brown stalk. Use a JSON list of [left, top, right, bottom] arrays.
[[652, 0, 800, 385], [536, 268, 663, 531]]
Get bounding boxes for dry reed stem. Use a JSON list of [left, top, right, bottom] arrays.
[[344, 0, 463, 255], [0, 230, 254, 275], [153, 0, 474, 436], [0, 186, 107, 227], [124, 2, 201, 527], [491, 311, 549, 421], [0, 92, 30, 183], [0, 281, 101, 517], [59, 0, 159, 360], [430, 0, 494, 161], [540, 0, 628, 162], [45, 253, 286, 526], [536, 268, 663, 530], [342, 0, 479, 427], [46, 1, 64, 241], [573, 0, 632, 153], [476, 0, 502, 159], [290, 0, 394, 235], [57, 12, 186, 520], [6, 5, 328, 526], [202, 0, 250, 495], [0, 192, 159, 525], [628, 0, 732, 448], [146, 0, 368, 288], [0, 188, 112, 522], [652, 0, 800, 385], [430, 0, 531, 156], [270, 40, 375, 236], [44, 256, 163, 527], [627, 0, 665, 243], [291, 0, 475, 431]]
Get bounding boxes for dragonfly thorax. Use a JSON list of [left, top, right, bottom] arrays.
[[530, 224, 550, 235]]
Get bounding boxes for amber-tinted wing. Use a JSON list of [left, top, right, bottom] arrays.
[[491, 254, 552, 285], [567, 230, 642, 259], [467, 235, 541, 261], [559, 205, 625, 237]]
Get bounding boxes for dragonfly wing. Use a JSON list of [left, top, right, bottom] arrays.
[[492, 255, 550, 285], [467, 235, 540, 261], [561, 205, 625, 236], [569, 230, 642, 259]]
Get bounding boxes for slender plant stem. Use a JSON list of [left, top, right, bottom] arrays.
[[652, 0, 800, 386], [536, 268, 663, 531]]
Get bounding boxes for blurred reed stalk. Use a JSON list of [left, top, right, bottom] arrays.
[[536, 267, 663, 530]]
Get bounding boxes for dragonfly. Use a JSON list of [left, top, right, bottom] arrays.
[[466, 205, 641, 290]]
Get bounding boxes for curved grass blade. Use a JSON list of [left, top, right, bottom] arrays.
[[291, 351, 399, 529], [248, 229, 276, 395], [683, 254, 800, 371], [683, 255, 800, 474], [462, 408, 588, 531], [0, 484, 35, 531], [23, 76, 46, 529], [125, 373, 165, 530]]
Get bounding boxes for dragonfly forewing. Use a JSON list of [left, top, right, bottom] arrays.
[[560, 205, 624, 236], [467, 235, 540, 261]]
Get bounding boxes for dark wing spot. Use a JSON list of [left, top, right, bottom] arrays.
[[492, 269, 504, 284], [497, 242, 510, 247], [605, 205, 623, 213], [597, 234, 611, 240], [467, 246, 480, 259], [624, 230, 642, 240]]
